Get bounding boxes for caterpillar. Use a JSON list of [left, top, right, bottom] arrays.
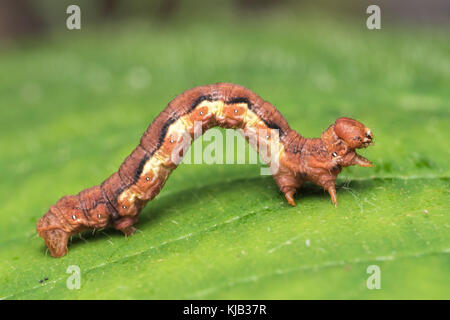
[[36, 83, 374, 257]]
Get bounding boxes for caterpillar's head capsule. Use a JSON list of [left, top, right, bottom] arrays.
[[320, 117, 374, 169], [333, 117, 373, 149]]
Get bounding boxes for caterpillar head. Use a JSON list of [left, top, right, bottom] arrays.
[[334, 117, 373, 149], [321, 117, 374, 168]]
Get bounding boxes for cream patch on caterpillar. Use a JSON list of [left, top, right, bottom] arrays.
[[243, 107, 265, 129]]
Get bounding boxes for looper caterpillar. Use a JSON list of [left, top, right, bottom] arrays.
[[37, 83, 374, 257]]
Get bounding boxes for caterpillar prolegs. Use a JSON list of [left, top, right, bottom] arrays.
[[36, 83, 374, 257]]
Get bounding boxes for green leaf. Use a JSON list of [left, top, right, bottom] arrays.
[[0, 13, 449, 299]]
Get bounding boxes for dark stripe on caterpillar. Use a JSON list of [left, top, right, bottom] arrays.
[[133, 153, 150, 183], [113, 185, 127, 205], [225, 97, 250, 105], [142, 95, 215, 157], [158, 95, 215, 154], [157, 117, 177, 150], [226, 96, 284, 134], [189, 94, 214, 112], [260, 118, 283, 132]]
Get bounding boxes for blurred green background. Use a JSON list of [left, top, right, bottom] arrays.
[[0, 0, 449, 299]]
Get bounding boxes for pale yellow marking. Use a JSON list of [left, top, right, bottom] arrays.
[[180, 115, 194, 132], [244, 108, 265, 128], [166, 117, 189, 140], [207, 100, 225, 118], [142, 155, 164, 176], [119, 189, 138, 203]]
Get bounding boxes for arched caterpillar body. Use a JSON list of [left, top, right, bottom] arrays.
[[37, 83, 374, 257]]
